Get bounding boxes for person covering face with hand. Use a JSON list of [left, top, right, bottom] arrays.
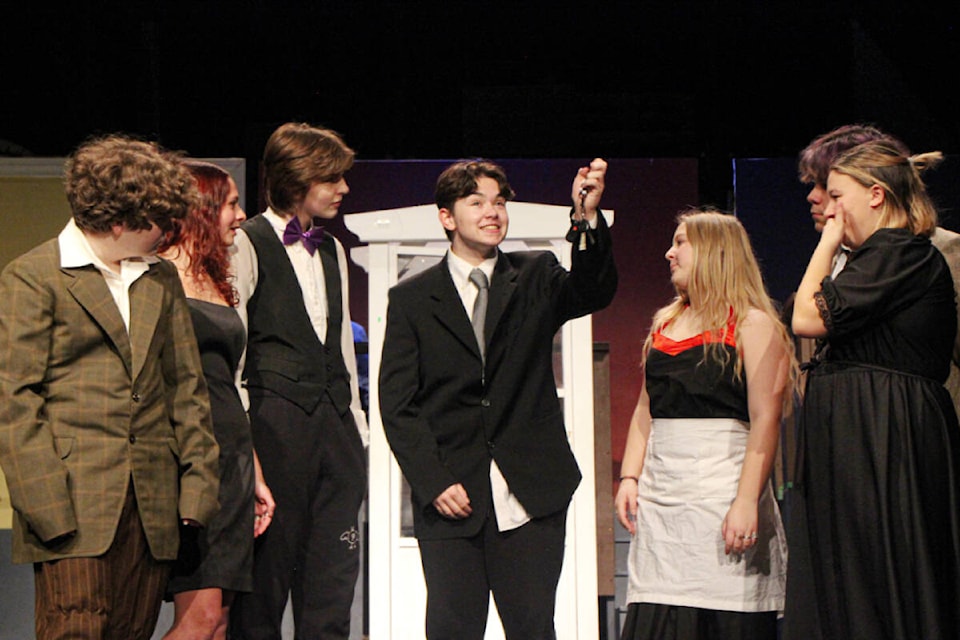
[[785, 140, 960, 640]]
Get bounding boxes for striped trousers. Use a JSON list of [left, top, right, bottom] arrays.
[[33, 484, 171, 640]]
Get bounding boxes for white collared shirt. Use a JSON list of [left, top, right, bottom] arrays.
[[232, 209, 329, 341], [831, 245, 852, 278], [447, 249, 531, 532], [231, 209, 369, 444], [58, 219, 156, 332], [447, 250, 495, 324]]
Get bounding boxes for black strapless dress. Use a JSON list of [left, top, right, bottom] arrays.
[[167, 299, 255, 594]]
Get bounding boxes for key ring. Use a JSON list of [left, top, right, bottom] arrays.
[[566, 187, 590, 245]]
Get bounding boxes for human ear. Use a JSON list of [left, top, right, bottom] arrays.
[[438, 208, 457, 233], [869, 184, 886, 209]]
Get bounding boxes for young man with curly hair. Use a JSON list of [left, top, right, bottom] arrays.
[[0, 134, 220, 640]]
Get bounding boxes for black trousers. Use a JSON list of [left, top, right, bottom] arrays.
[[230, 391, 367, 640], [418, 507, 567, 640]]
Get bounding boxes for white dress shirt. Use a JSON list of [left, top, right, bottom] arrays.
[[58, 219, 156, 332], [231, 209, 369, 444], [831, 245, 852, 278]]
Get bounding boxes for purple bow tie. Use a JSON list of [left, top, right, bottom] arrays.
[[283, 216, 325, 255]]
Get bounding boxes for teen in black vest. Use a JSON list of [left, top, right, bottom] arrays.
[[229, 123, 367, 640]]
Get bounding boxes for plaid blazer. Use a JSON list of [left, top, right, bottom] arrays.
[[0, 239, 219, 563]]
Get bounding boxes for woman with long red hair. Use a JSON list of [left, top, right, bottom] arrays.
[[160, 160, 275, 640]]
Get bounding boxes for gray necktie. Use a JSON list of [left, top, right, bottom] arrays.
[[469, 268, 489, 361]]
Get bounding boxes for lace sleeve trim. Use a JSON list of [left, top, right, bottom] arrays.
[[814, 290, 833, 333]]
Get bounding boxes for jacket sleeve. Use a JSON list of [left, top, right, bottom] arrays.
[[556, 208, 618, 324], [0, 255, 78, 542], [160, 267, 220, 526], [378, 287, 458, 506]]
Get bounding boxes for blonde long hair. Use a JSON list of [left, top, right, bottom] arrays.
[[643, 208, 798, 398]]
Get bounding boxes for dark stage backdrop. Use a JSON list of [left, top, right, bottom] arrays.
[[735, 154, 960, 309], [326, 158, 699, 484]]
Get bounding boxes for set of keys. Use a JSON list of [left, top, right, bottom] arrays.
[[565, 187, 590, 247]]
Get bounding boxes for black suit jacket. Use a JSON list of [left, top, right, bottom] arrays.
[[379, 215, 616, 540]]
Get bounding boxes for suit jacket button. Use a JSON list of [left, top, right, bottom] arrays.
[[129, 434, 136, 444], [132, 392, 141, 402], [481, 399, 491, 407], [487, 441, 495, 450]]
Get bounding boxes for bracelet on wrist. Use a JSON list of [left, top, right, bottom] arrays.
[[619, 475, 639, 482]]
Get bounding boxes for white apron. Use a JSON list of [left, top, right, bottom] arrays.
[[625, 418, 787, 612]]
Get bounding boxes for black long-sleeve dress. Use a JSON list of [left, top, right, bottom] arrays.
[[784, 228, 960, 640]]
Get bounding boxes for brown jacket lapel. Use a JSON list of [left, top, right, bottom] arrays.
[[128, 267, 163, 382], [64, 266, 133, 376]]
